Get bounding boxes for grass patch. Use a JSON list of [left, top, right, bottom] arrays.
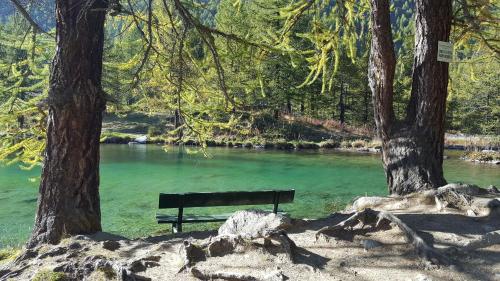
[[445, 134, 500, 149], [32, 270, 68, 281], [293, 141, 319, 149], [463, 151, 500, 162], [0, 247, 20, 263], [324, 199, 347, 213], [351, 139, 367, 148], [319, 139, 340, 148], [340, 140, 352, 148], [100, 132, 136, 143], [367, 139, 382, 148]]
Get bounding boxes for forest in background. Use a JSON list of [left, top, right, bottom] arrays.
[[0, 0, 498, 167]]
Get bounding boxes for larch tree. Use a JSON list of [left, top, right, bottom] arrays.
[[368, 0, 452, 195], [27, 0, 109, 247]]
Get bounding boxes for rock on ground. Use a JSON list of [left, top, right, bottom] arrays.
[[218, 209, 292, 237]]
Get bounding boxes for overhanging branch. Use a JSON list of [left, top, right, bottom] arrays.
[[9, 0, 53, 37]]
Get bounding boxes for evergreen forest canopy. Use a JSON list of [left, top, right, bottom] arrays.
[[0, 0, 498, 169]]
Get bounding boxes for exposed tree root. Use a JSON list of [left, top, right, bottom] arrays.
[[462, 230, 500, 250], [0, 265, 28, 280], [190, 267, 286, 281], [351, 183, 500, 216], [190, 267, 259, 281], [316, 208, 449, 266], [315, 209, 382, 241], [376, 211, 449, 265]]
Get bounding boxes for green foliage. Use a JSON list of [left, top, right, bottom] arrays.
[[452, 0, 499, 55], [448, 58, 499, 135], [0, 15, 53, 168]]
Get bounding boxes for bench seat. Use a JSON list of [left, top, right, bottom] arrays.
[[156, 210, 287, 224], [156, 213, 231, 224]]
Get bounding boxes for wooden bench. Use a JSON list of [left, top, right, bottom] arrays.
[[156, 189, 295, 233]]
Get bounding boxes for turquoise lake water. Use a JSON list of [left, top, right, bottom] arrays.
[[0, 145, 498, 248]]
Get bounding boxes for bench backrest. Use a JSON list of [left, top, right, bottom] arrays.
[[159, 189, 295, 209]]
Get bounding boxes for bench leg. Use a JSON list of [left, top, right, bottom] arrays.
[[172, 222, 183, 233]]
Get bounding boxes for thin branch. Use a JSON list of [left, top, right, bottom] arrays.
[[130, 0, 154, 89], [173, 0, 236, 109], [9, 0, 53, 37]]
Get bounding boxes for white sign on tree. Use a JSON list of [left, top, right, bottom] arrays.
[[437, 41, 453, 63]]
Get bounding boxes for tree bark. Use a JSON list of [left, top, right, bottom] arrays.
[[369, 0, 451, 195], [28, 0, 108, 247]]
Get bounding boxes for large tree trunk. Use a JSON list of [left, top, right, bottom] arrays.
[[28, 0, 108, 247], [369, 0, 451, 195]]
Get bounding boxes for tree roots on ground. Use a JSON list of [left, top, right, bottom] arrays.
[[315, 208, 449, 266], [190, 267, 286, 281]]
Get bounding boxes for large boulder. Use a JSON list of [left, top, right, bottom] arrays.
[[218, 210, 291, 237]]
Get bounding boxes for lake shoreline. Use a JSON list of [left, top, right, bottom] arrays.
[[103, 136, 499, 151], [100, 135, 500, 164], [101, 133, 499, 151]]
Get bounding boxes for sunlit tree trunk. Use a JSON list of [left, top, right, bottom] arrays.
[[28, 0, 108, 247], [286, 99, 292, 114], [338, 82, 346, 125], [363, 91, 370, 123], [369, 0, 451, 195]]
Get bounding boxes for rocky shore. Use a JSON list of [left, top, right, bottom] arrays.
[[2, 184, 499, 281]]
